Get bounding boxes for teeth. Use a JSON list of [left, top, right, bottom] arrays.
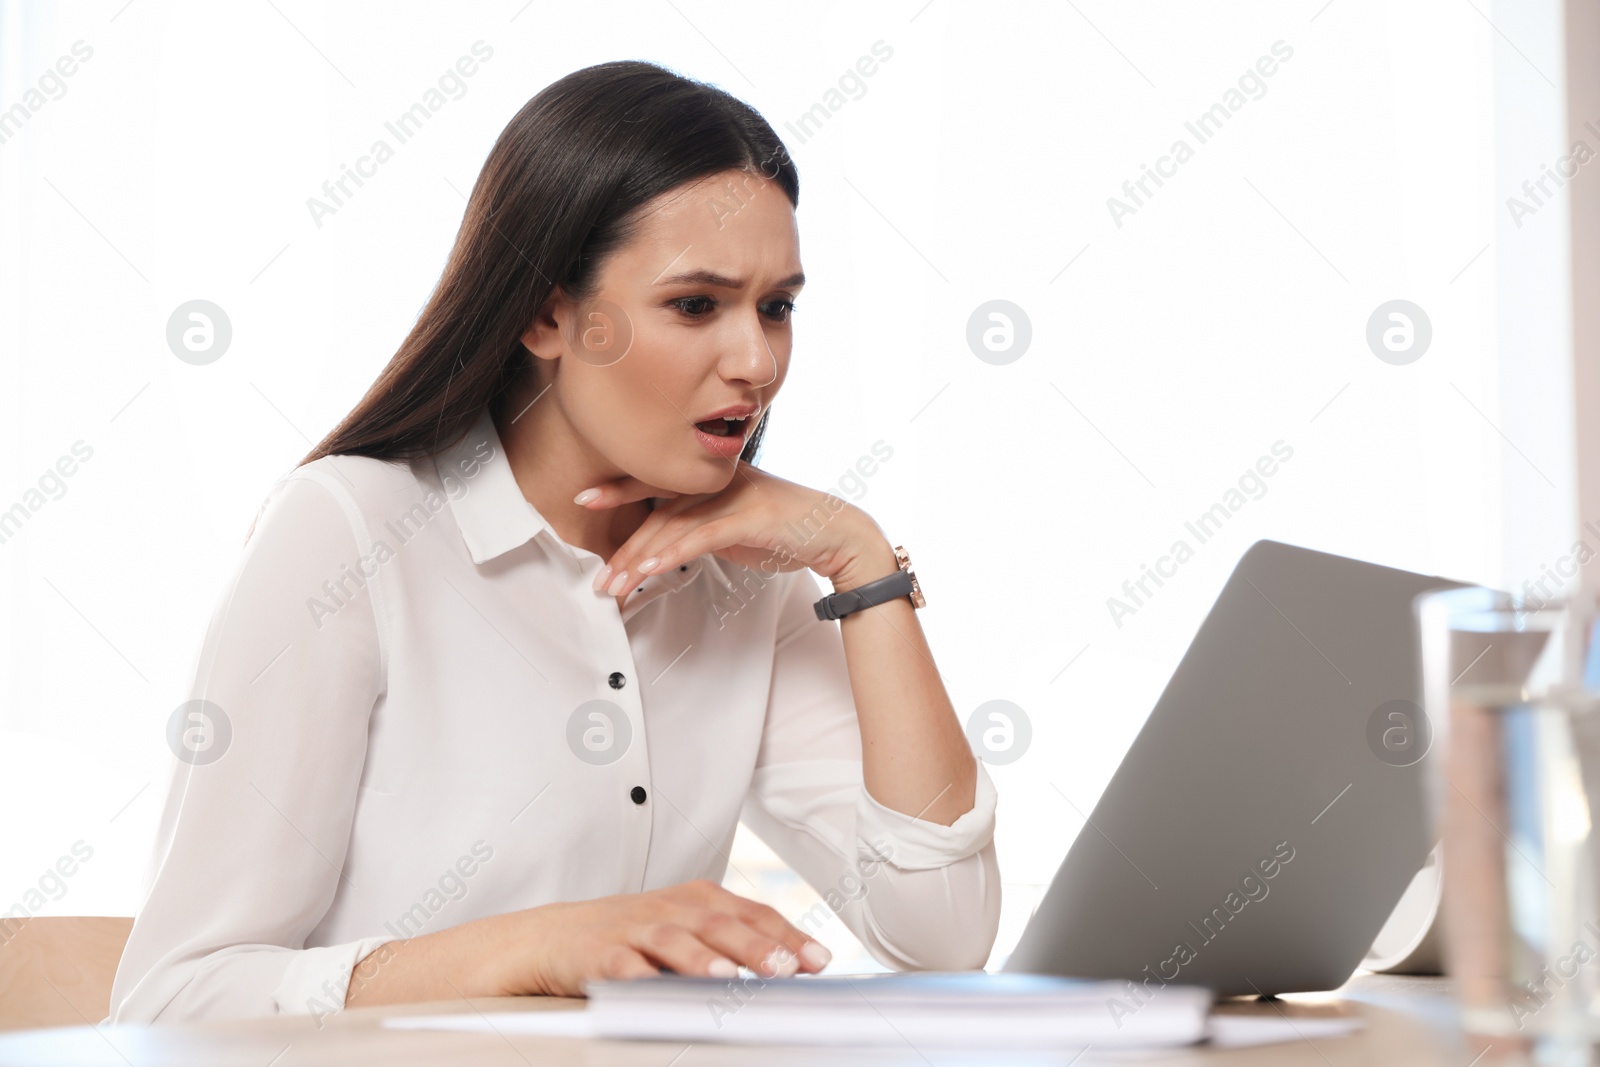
[[699, 410, 754, 426]]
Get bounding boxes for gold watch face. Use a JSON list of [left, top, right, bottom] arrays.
[[893, 544, 925, 609]]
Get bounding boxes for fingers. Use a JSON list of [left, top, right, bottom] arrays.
[[607, 517, 743, 598], [626, 921, 739, 979], [574, 884, 833, 996], [677, 881, 831, 976], [574, 477, 679, 509], [667, 906, 799, 978], [596, 943, 663, 982], [727, 898, 832, 975]]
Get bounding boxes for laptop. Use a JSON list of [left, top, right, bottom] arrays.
[[1002, 539, 1468, 997]]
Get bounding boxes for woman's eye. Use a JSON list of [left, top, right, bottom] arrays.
[[668, 296, 796, 321], [670, 296, 716, 317]]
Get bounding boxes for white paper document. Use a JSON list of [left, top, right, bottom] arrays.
[[381, 971, 1274, 1050], [1206, 1014, 1365, 1048]]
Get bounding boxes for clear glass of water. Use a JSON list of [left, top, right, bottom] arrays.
[[1418, 584, 1600, 1056]]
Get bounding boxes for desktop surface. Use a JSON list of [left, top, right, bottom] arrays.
[[0, 973, 1491, 1066]]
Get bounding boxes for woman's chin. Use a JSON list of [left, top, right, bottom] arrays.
[[640, 460, 738, 498]]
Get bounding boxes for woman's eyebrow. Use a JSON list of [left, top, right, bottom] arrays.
[[654, 268, 805, 289]]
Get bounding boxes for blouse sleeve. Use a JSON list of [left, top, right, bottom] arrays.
[[106, 466, 394, 1023], [738, 566, 1001, 971]]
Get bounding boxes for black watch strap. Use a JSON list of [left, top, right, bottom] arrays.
[[813, 568, 914, 621]]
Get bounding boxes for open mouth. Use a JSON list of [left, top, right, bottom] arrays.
[[694, 416, 748, 438]]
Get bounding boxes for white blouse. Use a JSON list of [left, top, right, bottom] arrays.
[[107, 404, 1000, 1023]]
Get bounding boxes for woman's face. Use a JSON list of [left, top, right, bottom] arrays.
[[522, 167, 803, 495]]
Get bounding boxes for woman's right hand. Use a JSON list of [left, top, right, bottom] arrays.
[[488, 879, 833, 996], [347, 879, 833, 1007]]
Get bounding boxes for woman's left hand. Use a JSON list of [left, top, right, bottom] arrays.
[[577, 467, 891, 601]]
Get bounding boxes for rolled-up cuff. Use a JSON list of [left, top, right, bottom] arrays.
[[270, 935, 398, 1018], [855, 762, 998, 871]]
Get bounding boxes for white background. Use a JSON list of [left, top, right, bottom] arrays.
[[0, 0, 1580, 972]]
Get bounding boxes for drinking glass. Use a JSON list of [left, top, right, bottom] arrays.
[[1418, 584, 1600, 1057]]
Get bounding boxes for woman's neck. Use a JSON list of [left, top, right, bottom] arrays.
[[494, 387, 653, 562]]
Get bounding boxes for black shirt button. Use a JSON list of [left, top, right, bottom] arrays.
[[630, 786, 648, 805], [608, 671, 625, 689]]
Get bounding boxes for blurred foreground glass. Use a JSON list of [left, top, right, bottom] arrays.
[[1419, 585, 1600, 1055]]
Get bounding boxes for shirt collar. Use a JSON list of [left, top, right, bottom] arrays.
[[433, 405, 549, 564], [433, 406, 728, 601]]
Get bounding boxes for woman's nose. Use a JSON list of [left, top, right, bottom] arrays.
[[723, 311, 779, 386]]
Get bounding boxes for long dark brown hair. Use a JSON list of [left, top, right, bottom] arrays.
[[297, 60, 798, 470]]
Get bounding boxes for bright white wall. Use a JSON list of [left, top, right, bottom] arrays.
[[0, 0, 1572, 971]]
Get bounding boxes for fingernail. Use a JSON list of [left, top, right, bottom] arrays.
[[638, 557, 659, 574], [606, 570, 630, 596], [799, 941, 832, 970], [707, 957, 739, 978], [592, 564, 612, 592], [762, 947, 799, 978], [574, 488, 600, 506]]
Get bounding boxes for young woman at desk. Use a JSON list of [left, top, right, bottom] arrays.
[[108, 61, 999, 1022]]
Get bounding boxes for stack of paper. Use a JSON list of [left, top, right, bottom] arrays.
[[580, 971, 1211, 1049]]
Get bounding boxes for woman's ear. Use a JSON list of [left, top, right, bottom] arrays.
[[520, 288, 570, 360]]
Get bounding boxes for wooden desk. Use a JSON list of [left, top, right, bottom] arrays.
[[0, 974, 1503, 1065]]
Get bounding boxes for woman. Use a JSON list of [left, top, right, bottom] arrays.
[[108, 59, 999, 1022]]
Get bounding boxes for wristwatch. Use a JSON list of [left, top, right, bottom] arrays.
[[813, 544, 925, 621]]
